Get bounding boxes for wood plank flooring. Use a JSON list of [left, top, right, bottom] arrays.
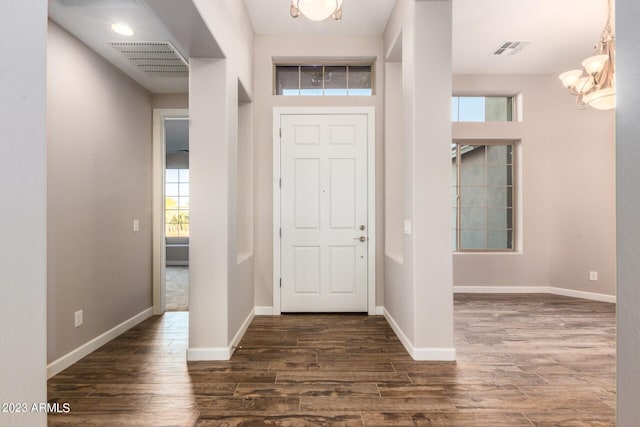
[[47, 294, 616, 426]]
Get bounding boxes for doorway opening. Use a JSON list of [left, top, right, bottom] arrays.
[[152, 109, 189, 315], [164, 119, 190, 311]]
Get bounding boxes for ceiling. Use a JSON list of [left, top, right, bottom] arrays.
[[48, 0, 610, 93]]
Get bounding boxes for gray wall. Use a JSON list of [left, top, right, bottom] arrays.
[[0, 3, 47, 426], [617, 0, 640, 424], [47, 21, 153, 362]]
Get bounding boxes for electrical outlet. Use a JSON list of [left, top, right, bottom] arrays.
[[589, 271, 599, 281], [133, 219, 140, 232], [74, 310, 83, 328]]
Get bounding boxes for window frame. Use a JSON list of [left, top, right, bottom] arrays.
[[273, 61, 375, 96], [452, 140, 517, 253]]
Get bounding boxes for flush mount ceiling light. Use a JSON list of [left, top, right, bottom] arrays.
[[290, 0, 343, 21], [110, 22, 134, 36], [558, 0, 615, 110]]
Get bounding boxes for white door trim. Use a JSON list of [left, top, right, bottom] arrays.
[[152, 108, 189, 315], [273, 107, 376, 315]]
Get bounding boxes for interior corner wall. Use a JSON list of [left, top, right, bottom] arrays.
[[47, 20, 154, 363], [382, 0, 454, 358], [252, 34, 386, 309], [616, 0, 640, 422], [0, 2, 47, 425], [452, 74, 615, 297], [185, 0, 255, 359]]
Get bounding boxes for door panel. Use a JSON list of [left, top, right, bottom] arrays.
[[280, 114, 368, 312]]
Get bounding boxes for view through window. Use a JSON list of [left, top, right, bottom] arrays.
[[451, 96, 514, 122], [165, 169, 189, 238], [275, 64, 373, 96], [452, 142, 514, 251]]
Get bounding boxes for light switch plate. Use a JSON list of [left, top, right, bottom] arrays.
[[133, 219, 140, 232], [404, 220, 412, 235]]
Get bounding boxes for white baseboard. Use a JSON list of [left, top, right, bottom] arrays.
[[230, 308, 255, 354], [186, 347, 231, 361], [454, 285, 616, 303], [454, 286, 549, 294], [375, 306, 384, 315], [47, 307, 153, 378], [166, 261, 189, 266], [255, 306, 274, 316], [187, 308, 255, 361], [383, 309, 456, 361], [549, 287, 616, 303]]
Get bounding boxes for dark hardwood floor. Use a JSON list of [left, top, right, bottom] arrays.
[[48, 294, 616, 426]]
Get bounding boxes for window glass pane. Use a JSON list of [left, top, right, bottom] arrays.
[[453, 141, 515, 251], [458, 97, 485, 122], [460, 207, 487, 228], [324, 66, 347, 96], [348, 65, 372, 95], [178, 196, 189, 209], [300, 65, 324, 96], [488, 230, 512, 249], [487, 145, 512, 165], [166, 209, 179, 224], [487, 166, 512, 186], [276, 66, 299, 95], [487, 208, 513, 229], [460, 186, 486, 207], [485, 96, 511, 122], [488, 187, 512, 208], [460, 230, 487, 249], [179, 183, 189, 196], [166, 169, 179, 182], [165, 183, 179, 197], [451, 186, 458, 207], [165, 197, 178, 210], [452, 229, 458, 251], [179, 169, 189, 181], [460, 146, 485, 186], [451, 97, 459, 121]]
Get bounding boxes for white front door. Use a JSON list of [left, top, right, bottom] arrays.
[[280, 113, 369, 312]]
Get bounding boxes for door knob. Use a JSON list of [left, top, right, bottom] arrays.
[[354, 236, 366, 242]]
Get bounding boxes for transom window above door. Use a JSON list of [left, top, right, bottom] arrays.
[[274, 63, 374, 96]]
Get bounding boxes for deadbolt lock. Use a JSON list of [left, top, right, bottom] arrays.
[[359, 225, 366, 231]]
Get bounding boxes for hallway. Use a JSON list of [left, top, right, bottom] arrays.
[[47, 294, 615, 426]]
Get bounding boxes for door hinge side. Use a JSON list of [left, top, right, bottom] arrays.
[[279, 228, 282, 238], [279, 278, 282, 288], [279, 178, 281, 188], [279, 128, 282, 138]]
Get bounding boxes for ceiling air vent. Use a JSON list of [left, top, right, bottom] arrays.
[[493, 41, 530, 56], [109, 41, 188, 75]]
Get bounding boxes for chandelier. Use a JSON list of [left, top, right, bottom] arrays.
[[558, 0, 615, 110], [290, 0, 343, 21]]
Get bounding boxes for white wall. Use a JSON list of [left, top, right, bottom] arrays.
[[452, 74, 615, 297], [616, 0, 640, 423], [0, 2, 47, 426], [47, 21, 153, 362], [383, 0, 454, 359], [253, 34, 385, 309]]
